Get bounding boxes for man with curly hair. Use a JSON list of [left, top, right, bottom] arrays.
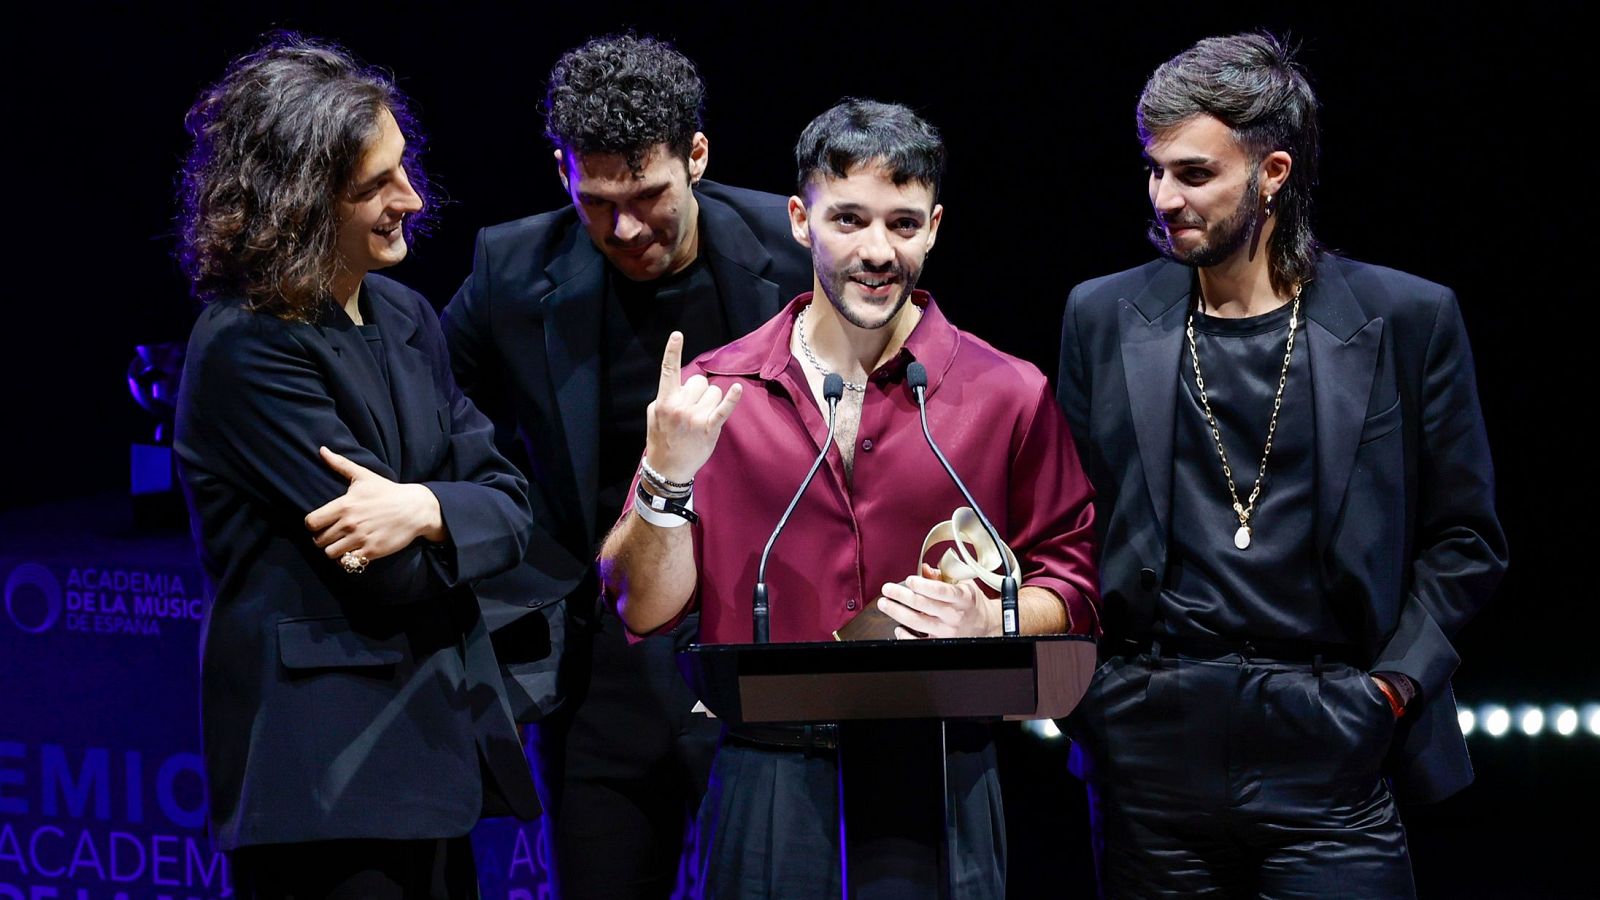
[[443, 33, 811, 899], [1058, 32, 1506, 896]]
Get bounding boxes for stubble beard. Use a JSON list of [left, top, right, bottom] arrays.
[[815, 255, 924, 331], [1147, 168, 1261, 269]]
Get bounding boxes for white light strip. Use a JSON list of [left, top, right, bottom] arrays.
[[1020, 703, 1599, 742], [1457, 703, 1600, 739]]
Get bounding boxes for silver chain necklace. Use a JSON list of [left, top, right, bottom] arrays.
[[1185, 282, 1302, 550], [795, 305, 867, 392]]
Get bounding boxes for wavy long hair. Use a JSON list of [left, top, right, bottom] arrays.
[[177, 32, 432, 321]]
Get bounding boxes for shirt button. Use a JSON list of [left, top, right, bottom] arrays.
[[846, 598, 858, 610], [861, 439, 874, 451]]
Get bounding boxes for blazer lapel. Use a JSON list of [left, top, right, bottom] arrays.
[[1118, 263, 1192, 559], [366, 279, 433, 481], [698, 191, 786, 334], [1303, 262, 1383, 555], [321, 298, 402, 469], [542, 236, 607, 544]]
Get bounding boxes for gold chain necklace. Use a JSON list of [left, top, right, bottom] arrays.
[[1185, 282, 1302, 550]]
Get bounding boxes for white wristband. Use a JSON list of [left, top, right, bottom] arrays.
[[634, 491, 694, 528]]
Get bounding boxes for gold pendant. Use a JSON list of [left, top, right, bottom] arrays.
[[1234, 525, 1251, 550]]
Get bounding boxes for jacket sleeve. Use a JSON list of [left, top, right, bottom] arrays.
[[1370, 289, 1508, 701], [1056, 284, 1101, 486], [442, 230, 590, 594], [409, 289, 535, 587], [441, 229, 579, 722], [180, 304, 529, 605]]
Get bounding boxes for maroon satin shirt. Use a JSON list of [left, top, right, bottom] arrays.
[[622, 292, 1100, 645]]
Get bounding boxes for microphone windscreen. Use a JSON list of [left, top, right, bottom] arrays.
[[823, 372, 844, 401], [906, 361, 928, 390]]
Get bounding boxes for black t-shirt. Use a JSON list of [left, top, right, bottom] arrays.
[[595, 257, 730, 540], [1157, 300, 1358, 646], [355, 290, 390, 389]]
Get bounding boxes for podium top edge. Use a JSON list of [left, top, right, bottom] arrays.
[[685, 634, 1097, 653]]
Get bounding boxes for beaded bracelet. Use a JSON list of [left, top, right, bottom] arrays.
[[639, 457, 693, 496]]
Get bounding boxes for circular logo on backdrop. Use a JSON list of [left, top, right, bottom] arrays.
[[4, 563, 62, 633]]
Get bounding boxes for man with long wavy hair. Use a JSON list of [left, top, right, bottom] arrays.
[[175, 33, 540, 898]]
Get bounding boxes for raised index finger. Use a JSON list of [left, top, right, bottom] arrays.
[[658, 331, 685, 398]]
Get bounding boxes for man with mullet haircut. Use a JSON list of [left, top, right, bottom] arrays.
[[1058, 32, 1506, 897], [600, 98, 1099, 899]]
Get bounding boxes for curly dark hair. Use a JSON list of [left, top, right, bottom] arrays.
[[795, 99, 945, 202], [1138, 32, 1321, 294], [177, 32, 432, 322], [544, 33, 704, 176]]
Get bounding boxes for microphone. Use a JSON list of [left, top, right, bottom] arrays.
[[753, 372, 845, 643], [906, 361, 1020, 637]]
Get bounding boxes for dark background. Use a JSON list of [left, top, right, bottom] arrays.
[[6, 2, 1590, 895]]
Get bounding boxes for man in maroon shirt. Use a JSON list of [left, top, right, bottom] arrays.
[[599, 99, 1099, 898]]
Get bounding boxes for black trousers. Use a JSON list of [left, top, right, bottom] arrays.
[[530, 608, 721, 900], [696, 723, 1006, 900], [1070, 651, 1416, 899], [229, 836, 477, 899]]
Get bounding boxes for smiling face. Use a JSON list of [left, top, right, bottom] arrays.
[[334, 106, 422, 283], [1144, 113, 1286, 268], [789, 160, 942, 331], [557, 135, 708, 282]]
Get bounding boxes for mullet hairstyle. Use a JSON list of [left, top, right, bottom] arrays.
[[795, 98, 946, 201], [1138, 31, 1321, 294], [544, 33, 704, 176], [177, 32, 433, 322]]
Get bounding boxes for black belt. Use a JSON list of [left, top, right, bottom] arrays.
[[1114, 633, 1365, 667], [725, 722, 840, 752]]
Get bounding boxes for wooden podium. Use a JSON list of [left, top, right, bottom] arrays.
[[679, 635, 1097, 898]]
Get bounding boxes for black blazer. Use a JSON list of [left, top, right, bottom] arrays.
[[1058, 254, 1508, 803], [442, 181, 813, 719], [175, 274, 540, 850]]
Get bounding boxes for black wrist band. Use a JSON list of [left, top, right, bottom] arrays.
[[636, 481, 699, 524]]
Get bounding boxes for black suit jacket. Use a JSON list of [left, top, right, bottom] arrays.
[[442, 181, 813, 720], [175, 274, 540, 850], [1057, 254, 1508, 803]]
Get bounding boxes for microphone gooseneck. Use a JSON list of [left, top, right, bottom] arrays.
[[906, 361, 1021, 637], [752, 372, 845, 643]]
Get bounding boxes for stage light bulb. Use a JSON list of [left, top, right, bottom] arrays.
[[1583, 704, 1600, 737], [1483, 706, 1510, 737], [1552, 707, 1578, 737], [1517, 706, 1544, 736], [1457, 708, 1476, 735]]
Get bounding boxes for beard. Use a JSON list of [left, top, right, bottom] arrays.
[[814, 255, 924, 331], [1147, 168, 1261, 268]]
